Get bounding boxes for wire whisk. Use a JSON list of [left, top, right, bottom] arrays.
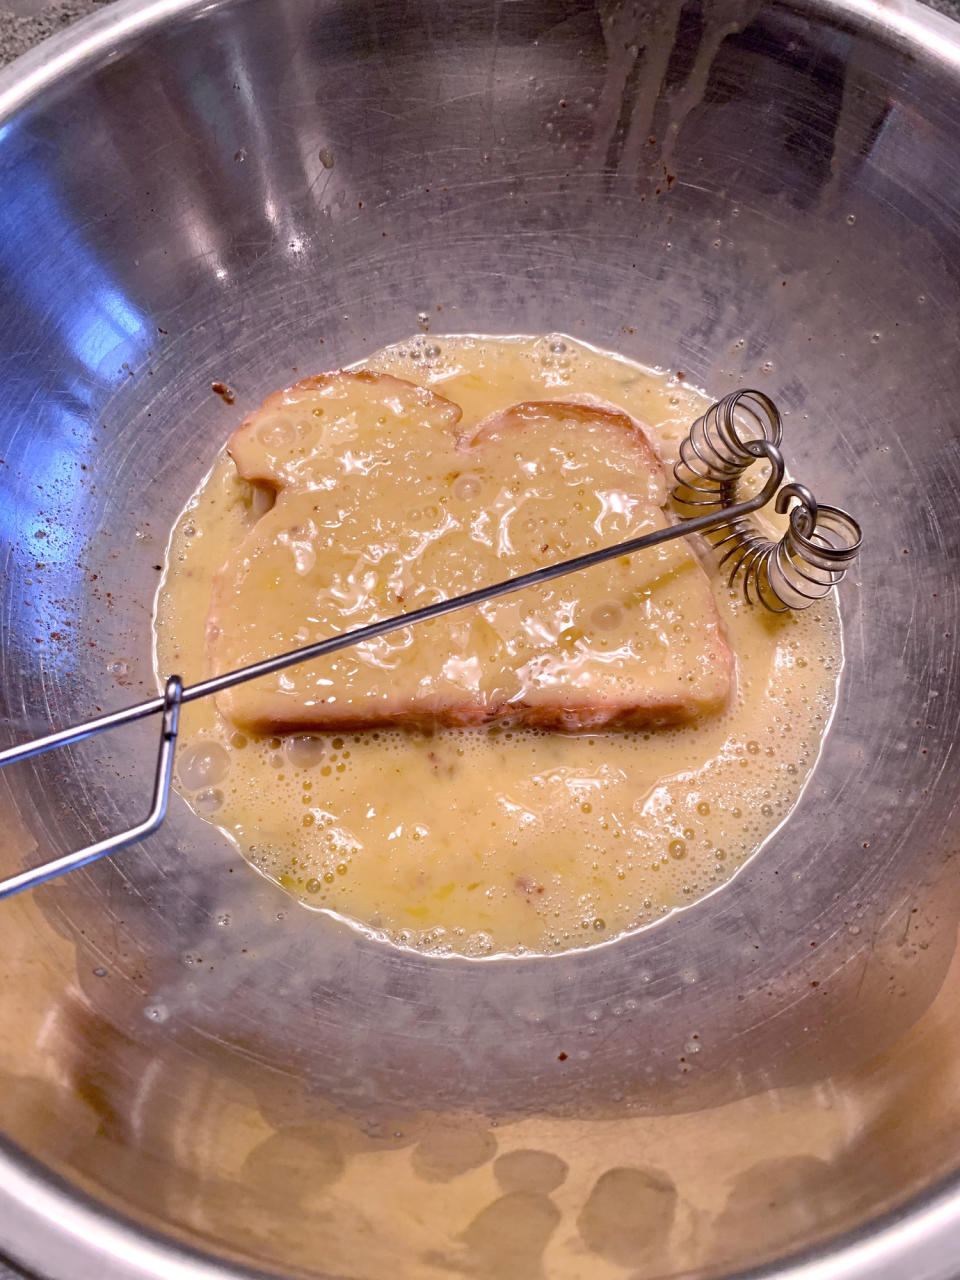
[[674, 390, 861, 611], [0, 390, 861, 900]]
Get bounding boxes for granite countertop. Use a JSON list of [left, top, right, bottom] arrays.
[[1, 0, 959, 68], [0, 0, 110, 66], [0, 0, 958, 1278]]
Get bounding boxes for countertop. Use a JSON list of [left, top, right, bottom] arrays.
[[0, 0, 109, 66], [3, 0, 960, 69]]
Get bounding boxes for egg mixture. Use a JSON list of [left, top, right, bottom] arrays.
[[154, 335, 841, 955]]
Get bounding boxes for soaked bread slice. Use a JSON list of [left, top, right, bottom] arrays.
[[207, 371, 733, 732]]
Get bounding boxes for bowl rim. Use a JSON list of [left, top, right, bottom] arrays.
[[2, 0, 959, 132], [0, 0, 212, 126], [2, 0, 960, 1278]]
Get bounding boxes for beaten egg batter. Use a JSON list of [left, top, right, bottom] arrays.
[[154, 334, 841, 955]]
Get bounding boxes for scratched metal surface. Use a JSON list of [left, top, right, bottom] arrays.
[[1, 1, 960, 1279]]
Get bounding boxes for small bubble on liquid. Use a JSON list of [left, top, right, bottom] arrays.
[[549, 338, 567, 354], [846, 213, 856, 225], [669, 838, 687, 860], [306, 878, 322, 894], [178, 742, 230, 789], [194, 788, 224, 813], [92, 966, 107, 978], [591, 602, 622, 630], [257, 418, 295, 448], [870, 332, 881, 344], [108, 659, 130, 677], [452, 474, 481, 502], [285, 735, 326, 768]]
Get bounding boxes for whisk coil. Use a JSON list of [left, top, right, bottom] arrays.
[[673, 390, 861, 612]]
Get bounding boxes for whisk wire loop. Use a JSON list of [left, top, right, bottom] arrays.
[[673, 391, 861, 612]]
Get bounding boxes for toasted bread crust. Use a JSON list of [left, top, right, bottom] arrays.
[[471, 399, 665, 477], [219, 685, 731, 735]]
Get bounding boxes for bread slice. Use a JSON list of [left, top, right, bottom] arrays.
[[207, 371, 733, 733]]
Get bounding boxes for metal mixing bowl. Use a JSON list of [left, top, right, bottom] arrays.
[[2, 1, 960, 1277]]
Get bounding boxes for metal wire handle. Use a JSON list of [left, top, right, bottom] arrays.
[[0, 677, 183, 898], [0, 391, 861, 900]]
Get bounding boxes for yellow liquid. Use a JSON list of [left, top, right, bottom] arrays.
[[154, 334, 841, 956]]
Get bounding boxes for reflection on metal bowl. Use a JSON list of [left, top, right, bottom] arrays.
[[0, 0, 959, 1277]]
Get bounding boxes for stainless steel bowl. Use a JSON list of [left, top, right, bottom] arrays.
[[2, 1, 960, 1277]]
